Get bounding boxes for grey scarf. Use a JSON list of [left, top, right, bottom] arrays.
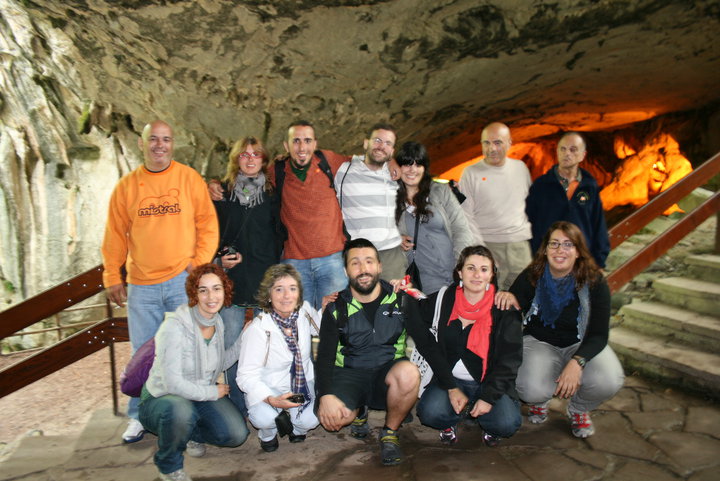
[[230, 172, 266, 208]]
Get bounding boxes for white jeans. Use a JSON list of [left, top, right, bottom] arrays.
[[246, 397, 319, 442], [516, 335, 625, 413]]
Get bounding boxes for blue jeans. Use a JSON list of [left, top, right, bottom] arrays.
[[139, 392, 249, 474], [417, 379, 521, 438], [220, 305, 260, 417], [126, 271, 189, 420], [283, 251, 347, 310]]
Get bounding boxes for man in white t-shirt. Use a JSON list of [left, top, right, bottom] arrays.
[[458, 122, 532, 289]]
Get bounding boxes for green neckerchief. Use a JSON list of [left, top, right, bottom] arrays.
[[290, 158, 311, 182]]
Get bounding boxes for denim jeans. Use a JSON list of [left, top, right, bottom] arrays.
[[139, 392, 249, 474], [220, 305, 260, 417], [126, 270, 189, 419], [516, 335, 625, 413], [417, 378, 522, 438], [283, 251, 347, 310]]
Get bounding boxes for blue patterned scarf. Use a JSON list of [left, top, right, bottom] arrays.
[[270, 310, 311, 413], [536, 264, 576, 329]]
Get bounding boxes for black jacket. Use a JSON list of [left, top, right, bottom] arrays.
[[420, 283, 523, 405], [213, 184, 283, 305]]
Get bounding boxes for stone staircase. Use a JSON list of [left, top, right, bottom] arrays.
[[610, 254, 720, 400]]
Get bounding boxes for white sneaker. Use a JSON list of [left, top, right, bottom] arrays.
[[185, 440, 206, 457], [122, 418, 146, 443], [159, 469, 193, 481]]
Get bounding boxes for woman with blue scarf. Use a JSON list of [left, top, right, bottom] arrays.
[[496, 221, 624, 438], [237, 264, 321, 452]]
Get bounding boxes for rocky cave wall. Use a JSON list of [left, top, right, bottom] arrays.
[[1, 0, 719, 308]]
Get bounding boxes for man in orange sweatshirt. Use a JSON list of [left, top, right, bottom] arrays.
[[101, 120, 219, 443]]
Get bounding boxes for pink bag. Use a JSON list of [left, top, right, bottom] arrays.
[[120, 337, 155, 397]]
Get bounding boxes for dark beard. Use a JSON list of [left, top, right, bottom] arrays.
[[349, 273, 379, 296], [366, 150, 389, 167]]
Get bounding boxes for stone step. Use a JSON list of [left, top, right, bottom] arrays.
[[686, 254, 720, 284], [619, 301, 720, 354], [653, 277, 720, 317], [0, 433, 78, 480], [609, 326, 720, 399]]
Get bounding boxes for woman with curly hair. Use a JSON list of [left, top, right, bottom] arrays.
[[237, 264, 321, 452], [139, 264, 249, 481], [496, 221, 624, 438], [395, 141, 476, 294]]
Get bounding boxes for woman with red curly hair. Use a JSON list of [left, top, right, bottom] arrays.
[[139, 264, 248, 481]]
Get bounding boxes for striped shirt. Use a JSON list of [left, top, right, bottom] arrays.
[[335, 155, 401, 251]]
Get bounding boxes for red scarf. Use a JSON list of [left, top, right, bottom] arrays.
[[448, 284, 495, 380]]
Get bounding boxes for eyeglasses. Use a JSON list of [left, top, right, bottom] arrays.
[[547, 240, 575, 250], [372, 138, 394, 148], [238, 152, 263, 159]]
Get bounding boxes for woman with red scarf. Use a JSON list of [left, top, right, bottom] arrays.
[[416, 245, 522, 446]]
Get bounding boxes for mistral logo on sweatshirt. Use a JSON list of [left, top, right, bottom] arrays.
[[137, 189, 182, 217]]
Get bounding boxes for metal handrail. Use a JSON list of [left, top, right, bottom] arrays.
[[606, 151, 720, 293], [608, 151, 720, 249], [0, 265, 129, 413]]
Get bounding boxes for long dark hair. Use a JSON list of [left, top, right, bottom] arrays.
[[394, 141, 434, 224], [527, 221, 600, 289]]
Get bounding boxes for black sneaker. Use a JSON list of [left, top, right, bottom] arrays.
[[260, 435, 279, 452], [378, 427, 403, 466], [288, 433, 306, 443], [350, 406, 370, 439]]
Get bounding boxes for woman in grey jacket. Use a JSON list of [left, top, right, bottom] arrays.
[[396, 141, 477, 294], [139, 264, 248, 481]]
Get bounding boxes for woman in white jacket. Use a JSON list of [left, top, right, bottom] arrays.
[[237, 264, 321, 452]]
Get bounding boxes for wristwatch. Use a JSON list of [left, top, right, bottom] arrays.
[[573, 355, 587, 369]]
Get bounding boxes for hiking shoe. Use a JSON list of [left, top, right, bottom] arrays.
[[527, 404, 549, 424], [122, 419, 146, 443], [350, 406, 370, 439], [288, 433, 306, 443], [439, 426, 457, 445], [379, 427, 403, 466], [482, 431, 501, 447], [185, 440, 206, 457], [159, 469, 193, 481], [567, 408, 595, 438], [260, 435, 279, 452]]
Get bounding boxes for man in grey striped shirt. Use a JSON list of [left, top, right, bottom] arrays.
[[334, 123, 407, 280]]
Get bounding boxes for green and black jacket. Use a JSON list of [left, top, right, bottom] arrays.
[[316, 280, 455, 397]]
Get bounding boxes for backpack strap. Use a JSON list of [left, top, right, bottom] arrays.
[[336, 297, 348, 330], [314, 150, 335, 189], [274, 158, 287, 199]]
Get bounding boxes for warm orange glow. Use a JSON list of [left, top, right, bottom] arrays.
[[439, 131, 692, 216], [600, 134, 692, 214]]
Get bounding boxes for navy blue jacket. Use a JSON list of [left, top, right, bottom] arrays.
[[526, 167, 610, 267]]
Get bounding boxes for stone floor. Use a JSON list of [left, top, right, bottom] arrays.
[[1, 374, 718, 481]]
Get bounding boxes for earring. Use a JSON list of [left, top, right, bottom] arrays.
[[459, 280, 463, 288], [485, 283, 490, 291]]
